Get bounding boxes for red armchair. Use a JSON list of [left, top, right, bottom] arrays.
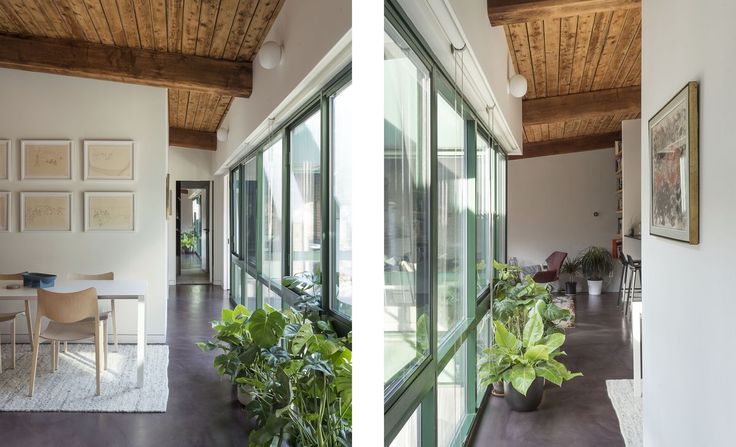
[[532, 251, 568, 284]]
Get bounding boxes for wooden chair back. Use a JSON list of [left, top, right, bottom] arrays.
[[0, 273, 23, 280], [68, 272, 114, 280], [36, 288, 99, 324]]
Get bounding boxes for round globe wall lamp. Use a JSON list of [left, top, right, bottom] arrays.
[[216, 128, 228, 142], [259, 41, 283, 69], [506, 54, 528, 98]]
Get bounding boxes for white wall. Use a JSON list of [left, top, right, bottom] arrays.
[[508, 149, 619, 290], [0, 68, 168, 343], [641, 2, 736, 445], [167, 146, 213, 284], [622, 119, 641, 259]]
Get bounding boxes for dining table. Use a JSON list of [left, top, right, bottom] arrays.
[[0, 279, 148, 388]]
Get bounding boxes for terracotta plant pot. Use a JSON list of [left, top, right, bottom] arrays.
[[503, 378, 545, 412]]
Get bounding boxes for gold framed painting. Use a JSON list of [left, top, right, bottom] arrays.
[[0, 191, 9, 232], [84, 140, 135, 180], [84, 192, 135, 232], [21, 192, 72, 232], [0, 140, 9, 180], [21, 140, 72, 180], [648, 81, 699, 244]]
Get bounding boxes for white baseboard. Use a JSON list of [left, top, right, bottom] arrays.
[[213, 280, 222, 286], [0, 334, 167, 344]]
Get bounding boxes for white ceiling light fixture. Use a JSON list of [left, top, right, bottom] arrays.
[[506, 53, 528, 98], [216, 128, 229, 142], [259, 41, 283, 69]]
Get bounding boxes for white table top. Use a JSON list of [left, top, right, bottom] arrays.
[[0, 279, 148, 300]]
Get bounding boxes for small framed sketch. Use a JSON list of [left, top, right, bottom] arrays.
[[21, 192, 72, 232], [85, 192, 135, 232], [648, 81, 699, 244], [0, 140, 10, 180], [21, 140, 72, 180], [0, 192, 9, 232], [84, 140, 135, 180]]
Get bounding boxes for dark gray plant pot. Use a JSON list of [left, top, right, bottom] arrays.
[[504, 378, 545, 412], [565, 282, 577, 295]]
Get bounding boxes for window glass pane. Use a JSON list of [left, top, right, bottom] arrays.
[[244, 158, 258, 267], [231, 262, 242, 304], [437, 342, 468, 447], [476, 312, 492, 402], [331, 83, 353, 317], [262, 139, 283, 285], [245, 271, 257, 311], [494, 150, 507, 263], [389, 406, 420, 447], [262, 283, 281, 310], [436, 82, 467, 343], [476, 132, 492, 295], [384, 19, 431, 388], [290, 110, 322, 276], [231, 167, 241, 255]]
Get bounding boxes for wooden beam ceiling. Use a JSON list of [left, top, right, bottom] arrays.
[[488, 0, 640, 26], [523, 86, 640, 125], [510, 131, 621, 159], [0, 35, 252, 98], [169, 127, 217, 151]]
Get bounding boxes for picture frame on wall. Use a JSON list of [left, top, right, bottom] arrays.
[[20, 192, 72, 232], [0, 191, 9, 232], [0, 140, 10, 180], [84, 192, 135, 232], [648, 81, 699, 244], [84, 140, 135, 180], [21, 140, 72, 180]]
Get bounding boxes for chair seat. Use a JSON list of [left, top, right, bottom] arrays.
[[41, 320, 97, 342], [0, 311, 24, 322]]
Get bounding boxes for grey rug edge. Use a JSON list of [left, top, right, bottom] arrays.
[[606, 379, 643, 447]]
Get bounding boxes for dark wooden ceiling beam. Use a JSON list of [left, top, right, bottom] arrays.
[[511, 131, 621, 159], [0, 34, 252, 97], [523, 86, 640, 125], [169, 127, 217, 151], [488, 0, 640, 26]]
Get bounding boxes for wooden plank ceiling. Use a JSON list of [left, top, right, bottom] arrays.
[[489, 0, 642, 159], [0, 0, 284, 149]]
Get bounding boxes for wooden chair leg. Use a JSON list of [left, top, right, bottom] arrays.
[[28, 318, 41, 397], [111, 300, 118, 352], [51, 341, 57, 372], [64, 341, 68, 353], [95, 322, 102, 396], [11, 319, 16, 370], [103, 320, 108, 371], [0, 325, 3, 374]]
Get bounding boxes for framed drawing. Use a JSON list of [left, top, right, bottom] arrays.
[[84, 192, 135, 232], [649, 81, 699, 244], [21, 140, 72, 180], [84, 140, 135, 180], [0, 192, 9, 232], [21, 192, 72, 232], [0, 140, 9, 180]]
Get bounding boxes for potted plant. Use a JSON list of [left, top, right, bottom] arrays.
[[480, 303, 581, 411], [579, 246, 614, 295], [560, 257, 581, 295], [181, 231, 197, 254]]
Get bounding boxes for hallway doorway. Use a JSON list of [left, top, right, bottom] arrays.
[[176, 180, 212, 285]]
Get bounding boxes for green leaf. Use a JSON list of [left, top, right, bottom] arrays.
[[221, 308, 234, 323], [535, 362, 563, 386], [493, 321, 519, 352], [249, 309, 286, 348], [290, 323, 314, 355], [232, 304, 251, 319], [508, 364, 536, 396], [522, 312, 544, 347], [541, 333, 565, 352], [523, 345, 550, 362]]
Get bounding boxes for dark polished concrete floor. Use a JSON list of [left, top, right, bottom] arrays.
[[0, 285, 250, 447], [468, 292, 632, 447], [177, 253, 210, 285]]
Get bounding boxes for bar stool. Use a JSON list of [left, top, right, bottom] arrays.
[[624, 255, 642, 316], [616, 249, 629, 308]]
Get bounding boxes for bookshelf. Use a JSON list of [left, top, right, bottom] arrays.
[[613, 140, 623, 256]]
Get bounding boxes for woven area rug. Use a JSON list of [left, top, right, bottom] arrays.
[[553, 295, 576, 328], [0, 344, 168, 412], [606, 379, 643, 447]]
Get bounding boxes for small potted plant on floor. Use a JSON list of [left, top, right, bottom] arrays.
[[560, 257, 581, 296], [181, 231, 197, 254], [579, 246, 613, 295], [480, 303, 581, 412]]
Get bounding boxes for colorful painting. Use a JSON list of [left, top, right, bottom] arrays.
[[648, 82, 699, 244], [84, 140, 135, 180], [21, 192, 72, 232], [85, 192, 135, 231], [21, 140, 72, 180]]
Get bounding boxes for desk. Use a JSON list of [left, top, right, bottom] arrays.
[[0, 279, 148, 387]]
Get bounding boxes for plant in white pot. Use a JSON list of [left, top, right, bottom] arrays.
[[579, 247, 613, 295]]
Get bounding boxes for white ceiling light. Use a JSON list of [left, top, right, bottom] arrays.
[[508, 74, 528, 98], [259, 41, 282, 69], [216, 128, 228, 142]]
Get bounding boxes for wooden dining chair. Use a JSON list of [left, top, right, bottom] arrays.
[[0, 273, 27, 373], [29, 287, 104, 397], [67, 272, 117, 352]]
